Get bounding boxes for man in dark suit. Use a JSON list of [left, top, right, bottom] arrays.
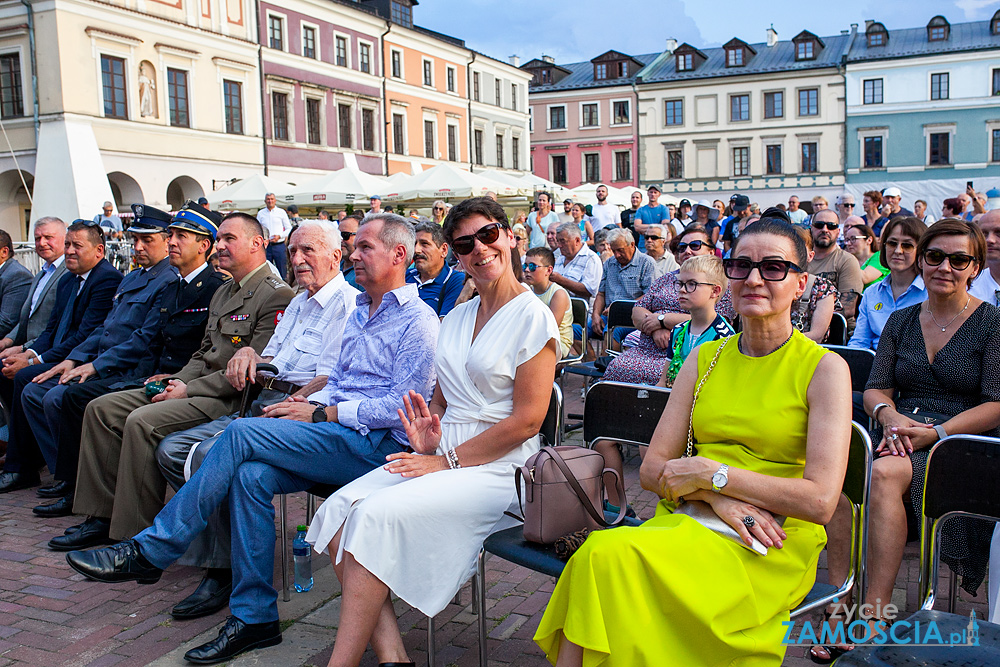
[[0, 221, 122, 492], [31, 205, 227, 515], [0, 231, 32, 340]]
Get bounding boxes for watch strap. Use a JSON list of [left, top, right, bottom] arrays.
[[933, 424, 948, 441]]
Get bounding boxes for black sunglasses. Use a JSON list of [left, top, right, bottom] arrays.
[[340, 231, 356, 241], [812, 222, 839, 231], [676, 240, 712, 252], [723, 258, 803, 281], [922, 249, 974, 271], [644, 235, 663, 242], [452, 222, 505, 255]]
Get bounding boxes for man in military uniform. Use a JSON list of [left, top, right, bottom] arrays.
[[53, 211, 294, 551], [31, 204, 227, 517]]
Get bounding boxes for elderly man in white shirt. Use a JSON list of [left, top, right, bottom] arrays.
[[256, 193, 292, 280], [551, 222, 603, 307]]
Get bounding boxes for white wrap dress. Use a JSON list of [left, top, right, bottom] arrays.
[[306, 289, 559, 616]]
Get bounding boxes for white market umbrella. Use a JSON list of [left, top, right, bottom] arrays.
[[384, 164, 499, 202], [476, 169, 532, 198], [208, 174, 295, 211], [286, 168, 389, 207], [517, 173, 572, 201]]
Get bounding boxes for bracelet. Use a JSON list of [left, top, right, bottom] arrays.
[[445, 448, 461, 469], [872, 402, 891, 422]]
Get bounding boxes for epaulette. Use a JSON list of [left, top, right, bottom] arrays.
[[263, 276, 287, 290]]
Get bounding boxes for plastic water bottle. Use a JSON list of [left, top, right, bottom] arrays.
[[293, 525, 313, 593]]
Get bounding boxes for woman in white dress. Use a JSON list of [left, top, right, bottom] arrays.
[[307, 196, 560, 667]]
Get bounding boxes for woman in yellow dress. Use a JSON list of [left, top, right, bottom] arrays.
[[534, 213, 853, 666]]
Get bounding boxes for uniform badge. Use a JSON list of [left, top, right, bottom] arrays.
[[135, 205, 144, 218], [231, 314, 250, 321], [275, 310, 284, 325], [231, 336, 242, 345], [195, 281, 202, 288], [873, 302, 883, 311]]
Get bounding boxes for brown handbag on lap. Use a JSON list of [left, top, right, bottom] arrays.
[[515, 446, 627, 544]]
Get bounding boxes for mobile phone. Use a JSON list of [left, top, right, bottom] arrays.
[[967, 181, 974, 190]]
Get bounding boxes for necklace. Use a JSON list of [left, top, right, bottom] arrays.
[[926, 297, 970, 332], [738, 330, 793, 357]]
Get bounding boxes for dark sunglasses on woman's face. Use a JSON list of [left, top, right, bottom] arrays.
[[922, 249, 974, 271], [812, 222, 839, 231], [723, 258, 803, 281], [451, 222, 505, 255], [676, 240, 712, 252], [340, 231, 356, 241]]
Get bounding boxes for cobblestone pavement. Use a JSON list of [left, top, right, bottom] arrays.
[[0, 373, 989, 665]]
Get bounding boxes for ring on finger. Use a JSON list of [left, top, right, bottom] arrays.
[[742, 515, 755, 529], [891, 433, 899, 440]]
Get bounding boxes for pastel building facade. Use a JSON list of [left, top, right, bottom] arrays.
[[469, 54, 531, 173]]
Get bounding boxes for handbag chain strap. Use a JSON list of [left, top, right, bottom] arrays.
[[685, 336, 731, 458]]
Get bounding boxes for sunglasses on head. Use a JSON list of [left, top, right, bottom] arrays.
[[922, 249, 974, 271], [723, 258, 803, 281], [812, 222, 839, 231], [451, 222, 506, 255], [676, 240, 712, 252], [340, 231, 356, 241]]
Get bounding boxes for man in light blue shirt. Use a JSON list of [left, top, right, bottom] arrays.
[[634, 185, 669, 252], [848, 274, 926, 350]]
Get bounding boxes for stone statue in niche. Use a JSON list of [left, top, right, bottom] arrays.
[[138, 61, 158, 118]]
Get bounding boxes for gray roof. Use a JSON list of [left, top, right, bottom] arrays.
[[640, 33, 851, 84], [526, 53, 659, 92], [847, 19, 1000, 63]]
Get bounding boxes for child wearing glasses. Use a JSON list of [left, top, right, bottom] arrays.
[[523, 247, 573, 359]]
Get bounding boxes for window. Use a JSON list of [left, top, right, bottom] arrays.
[[495, 79, 501, 106], [993, 129, 1000, 162], [801, 142, 817, 173], [0, 54, 22, 119], [306, 98, 321, 145], [338, 104, 352, 148], [994, 10, 1000, 35], [528, 107, 533, 132], [595, 63, 607, 80], [474, 129, 483, 165], [540, 69, 551, 84], [447, 125, 457, 161], [271, 92, 288, 140], [446, 67, 455, 92], [512, 137, 520, 170], [268, 15, 283, 50], [223, 80, 242, 134], [614, 151, 631, 181], [423, 60, 432, 86], [473, 72, 480, 101], [391, 51, 402, 78], [390, 0, 412, 28], [931, 73, 949, 100], [730, 94, 749, 122], [664, 99, 683, 125], [584, 153, 600, 182], [732, 147, 749, 177], [763, 91, 783, 118], [765, 145, 782, 175], [496, 134, 504, 168], [303, 27, 316, 59], [613, 100, 629, 124], [929, 25, 946, 41], [927, 16, 949, 41], [511, 84, 517, 111], [993, 69, 1000, 95], [362, 109, 374, 151], [334, 37, 348, 67], [549, 106, 565, 130], [618, 61, 628, 77], [796, 41, 814, 60], [360, 44, 371, 74], [166, 68, 188, 127], [581, 103, 598, 127], [863, 79, 883, 104], [677, 53, 693, 71], [929, 132, 950, 165], [666, 149, 683, 179], [392, 113, 405, 154], [863, 136, 883, 168], [867, 24, 888, 47], [101, 55, 127, 119], [798, 88, 818, 116], [423, 120, 434, 158], [551, 155, 567, 183], [726, 48, 744, 67]]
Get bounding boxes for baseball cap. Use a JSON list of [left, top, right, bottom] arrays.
[[730, 194, 750, 212], [678, 198, 691, 208], [882, 186, 902, 198], [647, 184, 662, 193]]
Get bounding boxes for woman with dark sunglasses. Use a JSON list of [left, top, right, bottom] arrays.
[[536, 213, 852, 666], [307, 197, 559, 667]]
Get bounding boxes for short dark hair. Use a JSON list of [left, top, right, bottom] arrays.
[[345, 212, 364, 224], [67, 220, 104, 247], [287, 205, 299, 215], [221, 212, 266, 240], [525, 246, 555, 266], [732, 216, 809, 268], [878, 216, 927, 267], [916, 218, 986, 287], [943, 198, 964, 216], [442, 197, 509, 245], [414, 222, 447, 247], [536, 191, 551, 205], [0, 229, 13, 257], [675, 224, 711, 246]]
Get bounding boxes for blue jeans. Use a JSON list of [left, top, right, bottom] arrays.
[[134, 417, 403, 623], [266, 243, 286, 280]]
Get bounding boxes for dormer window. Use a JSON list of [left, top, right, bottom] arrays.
[[677, 53, 693, 71], [541, 69, 550, 83], [992, 9, 1000, 35], [927, 16, 949, 41], [797, 41, 813, 60], [723, 38, 755, 68], [595, 63, 607, 80], [866, 22, 888, 47], [617, 61, 628, 77], [727, 48, 743, 67], [792, 31, 823, 61], [390, 0, 412, 28], [672, 44, 706, 73]]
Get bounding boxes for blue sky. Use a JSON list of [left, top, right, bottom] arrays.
[[414, 0, 1000, 64]]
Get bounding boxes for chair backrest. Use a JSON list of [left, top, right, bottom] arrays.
[[539, 383, 563, 447], [843, 421, 873, 508], [919, 435, 1000, 609], [606, 299, 635, 330], [822, 345, 875, 394], [583, 381, 670, 449], [827, 312, 848, 346], [570, 297, 588, 330]]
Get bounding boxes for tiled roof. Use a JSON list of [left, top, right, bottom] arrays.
[[526, 53, 659, 92], [848, 19, 1000, 62]]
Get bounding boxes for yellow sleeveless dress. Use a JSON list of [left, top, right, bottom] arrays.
[[534, 331, 829, 666]]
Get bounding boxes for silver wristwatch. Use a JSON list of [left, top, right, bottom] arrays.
[[933, 424, 948, 441], [711, 464, 729, 493]]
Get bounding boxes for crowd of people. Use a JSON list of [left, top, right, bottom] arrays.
[[0, 179, 995, 666]]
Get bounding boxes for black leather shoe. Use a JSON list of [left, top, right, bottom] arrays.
[[0, 471, 40, 494], [37, 480, 73, 498], [171, 571, 232, 620], [33, 496, 73, 517], [48, 517, 113, 551], [64, 520, 86, 535], [65, 539, 162, 584], [183, 616, 281, 664]]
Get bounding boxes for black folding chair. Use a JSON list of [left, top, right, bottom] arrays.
[[583, 380, 670, 454], [836, 435, 1000, 665], [823, 345, 876, 429], [827, 312, 848, 346]]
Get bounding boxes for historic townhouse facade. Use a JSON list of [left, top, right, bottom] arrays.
[[468, 54, 531, 174], [844, 13, 1000, 211], [524, 51, 652, 189]]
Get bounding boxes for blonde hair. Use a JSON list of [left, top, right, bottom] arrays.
[[680, 254, 727, 292]]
